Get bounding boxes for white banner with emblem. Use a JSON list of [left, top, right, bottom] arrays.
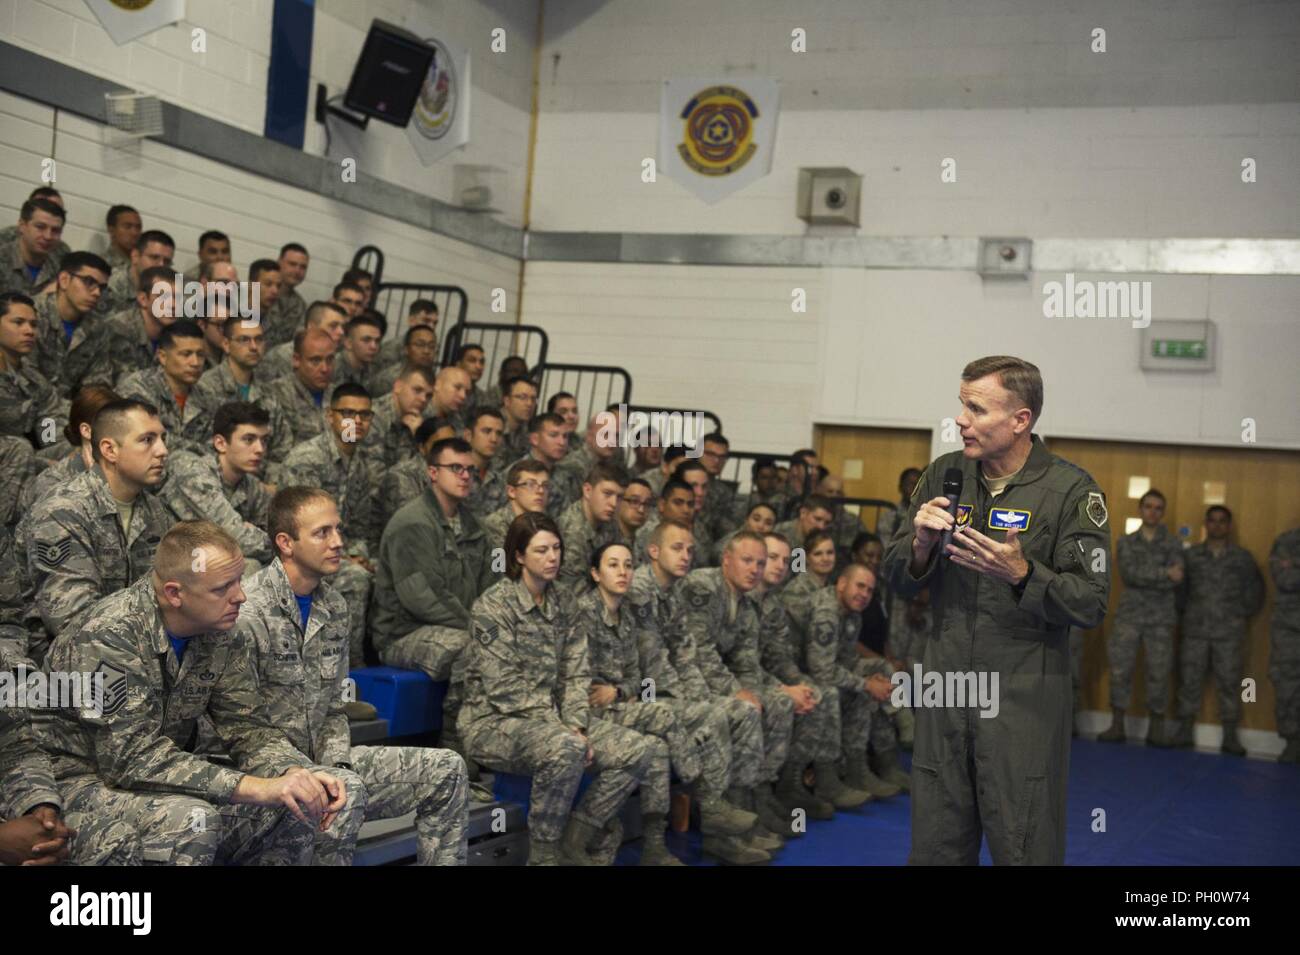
[[85, 0, 185, 45], [405, 37, 472, 166], [657, 76, 780, 204]]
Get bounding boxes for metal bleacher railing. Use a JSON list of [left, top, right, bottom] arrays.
[[537, 363, 632, 421], [351, 244, 385, 286], [371, 283, 469, 357], [441, 321, 549, 382]]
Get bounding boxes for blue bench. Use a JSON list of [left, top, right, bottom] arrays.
[[349, 667, 446, 737]]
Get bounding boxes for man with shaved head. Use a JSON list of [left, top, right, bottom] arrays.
[[426, 364, 471, 433], [26, 397, 174, 663], [261, 300, 347, 382], [43, 519, 360, 865]]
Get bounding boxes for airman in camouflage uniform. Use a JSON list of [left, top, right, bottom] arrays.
[[1102, 493, 1185, 745], [161, 450, 273, 566], [183, 359, 292, 471], [462, 573, 653, 865], [1172, 509, 1264, 753], [43, 567, 359, 866], [31, 259, 112, 398], [364, 388, 427, 472], [0, 292, 68, 448], [555, 484, 624, 600], [0, 200, 63, 296], [239, 553, 468, 864], [27, 461, 172, 664], [117, 364, 201, 457], [1268, 528, 1300, 762]]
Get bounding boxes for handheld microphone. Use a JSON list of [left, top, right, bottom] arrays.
[[939, 468, 964, 557]]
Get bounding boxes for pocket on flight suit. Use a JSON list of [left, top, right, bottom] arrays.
[[1011, 773, 1047, 863]]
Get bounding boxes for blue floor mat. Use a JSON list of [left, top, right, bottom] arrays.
[[616, 742, 1300, 865]]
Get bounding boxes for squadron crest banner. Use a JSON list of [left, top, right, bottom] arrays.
[[406, 37, 471, 166], [658, 77, 780, 203], [85, 0, 185, 45]]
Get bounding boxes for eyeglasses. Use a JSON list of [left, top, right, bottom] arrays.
[[512, 479, 550, 492], [332, 409, 374, 421], [622, 496, 652, 509], [71, 273, 109, 294], [435, 462, 473, 476]]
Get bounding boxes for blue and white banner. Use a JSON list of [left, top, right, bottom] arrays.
[[406, 37, 471, 166]]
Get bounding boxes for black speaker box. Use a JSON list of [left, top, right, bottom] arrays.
[[342, 19, 435, 127]]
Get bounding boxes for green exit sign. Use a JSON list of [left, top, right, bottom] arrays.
[[1151, 339, 1207, 359]]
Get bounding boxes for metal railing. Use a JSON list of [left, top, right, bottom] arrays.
[[622, 406, 721, 451], [536, 363, 632, 424], [351, 245, 385, 286], [371, 284, 469, 350], [441, 321, 549, 383]]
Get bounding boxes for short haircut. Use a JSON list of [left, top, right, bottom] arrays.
[[136, 229, 175, 252], [499, 356, 528, 375], [268, 486, 336, 550], [415, 416, 449, 446], [329, 382, 371, 405], [503, 374, 537, 396], [851, 531, 882, 553], [547, 391, 576, 413], [91, 398, 160, 461], [1140, 489, 1166, 506], [676, 460, 707, 481], [748, 501, 778, 520], [801, 494, 834, 515], [429, 436, 472, 463], [346, 314, 383, 336], [408, 299, 438, 316], [625, 477, 652, 494], [19, 197, 64, 223], [333, 280, 364, 299], [279, 242, 308, 258], [1206, 505, 1232, 522], [664, 446, 688, 465], [529, 412, 566, 435], [724, 530, 766, 556], [213, 401, 270, 441], [363, 308, 387, 337], [752, 457, 778, 477], [154, 520, 241, 585], [106, 204, 137, 227], [293, 326, 334, 355], [198, 230, 229, 249], [803, 529, 836, 554], [961, 355, 1043, 424], [404, 324, 437, 346], [455, 343, 484, 362], [138, 265, 175, 292], [58, 251, 111, 277], [661, 478, 694, 501], [507, 458, 549, 484], [65, 384, 119, 447], [249, 258, 279, 282], [341, 267, 372, 286], [590, 540, 633, 571], [702, 431, 729, 448], [899, 467, 922, 489], [764, 531, 793, 553], [840, 560, 876, 583], [28, 187, 61, 202], [650, 518, 692, 549], [469, 407, 505, 429], [306, 301, 347, 326], [792, 449, 816, 467], [0, 291, 35, 320], [585, 461, 630, 488], [397, 365, 435, 387], [221, 313, 258, 337], [504, 511, 563, 580], [159, 319, 205, 350]]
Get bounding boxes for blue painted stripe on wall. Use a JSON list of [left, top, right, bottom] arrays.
[[264, 0, 315, 149]]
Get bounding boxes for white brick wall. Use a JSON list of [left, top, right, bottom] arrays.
[[0, 89, 520, 328]]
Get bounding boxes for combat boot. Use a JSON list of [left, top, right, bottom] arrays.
[[702, 833, 770, 865], [1281, 738, 1300, 763], [813, 760, 871, 809], [870, 749, 912, 794], [1098, 707, 1126, 742], [896, 707, 915, 751], [846, 753, 901, 798], [697, 794, 758, 836], [1170, 718, 1194, 749], [638, 814, 685, 866], [776, 762, 833, 822], [1146, 715, 1171, 748], [744, 825, 784, 852], [751, 784, 792, 836], [526, 836, 561, 866], [559, 816, 603, 866], [1220, 721, 1246, 757]]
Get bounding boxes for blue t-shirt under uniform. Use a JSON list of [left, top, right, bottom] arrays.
[[167, 631, 190, 666], [296, 593, 313, 629]]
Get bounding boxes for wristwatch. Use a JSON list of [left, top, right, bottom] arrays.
[[1012, 562, 1035, 594]]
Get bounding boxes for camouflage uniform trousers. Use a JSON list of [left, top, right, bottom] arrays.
[[1107, 610, 1175, 714], [593, 702, 682, 816], [378, 623, 470, 739], [1271, 658, 1300, 740], [1177, 628, 1247, 722], [715, 695, 766, 788], [463, 716, 651, 842], [61, 774, 327, 865], [854, 657, 900, 755], [335, 560, 372, 668], [661, 697, 734, 799], [750, 686, 795, 783], [787, 683, 843, 763], [315, 746, 469, 866]]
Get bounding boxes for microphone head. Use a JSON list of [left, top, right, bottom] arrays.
[[942, 467, 964, 497]]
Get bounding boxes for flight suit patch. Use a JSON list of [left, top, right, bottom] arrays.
[[956, 505, 972, 527], [988, 508, 1032, 532], [1084, 491, 1108, 528]]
